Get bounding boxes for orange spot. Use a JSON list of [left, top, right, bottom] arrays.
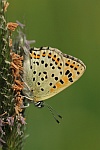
[[74, 65, 79, 69], [56, 76, 69, 88], [71, 63, 80, 69], [56, 82, 62, 89], [42, 53, 46, 57], [58, 76, 68, 88], [62, 76, 69, 84], [50, 88, 55, 93], [36, 55, 40, 59], [70, 64, 74, 67], [55, 60, 59, 64], [48, 54, 52, 57], [50, 56, 59, 65], [30, 53, 40, 59], [70, 64, 79, 68], [53, 57, 59, 64], [51, 76, 69, 91], [52, 57, 56, 61], [66, 62, 70, 65]]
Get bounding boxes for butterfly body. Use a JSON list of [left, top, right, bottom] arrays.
[[23, 47, 86, 103]]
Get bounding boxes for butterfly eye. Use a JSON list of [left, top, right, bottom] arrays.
[[34, 101, 44, 108]]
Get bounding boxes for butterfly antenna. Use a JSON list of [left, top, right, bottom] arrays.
[[44, 103, 62, 124]]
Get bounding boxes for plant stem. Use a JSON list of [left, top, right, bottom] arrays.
[[0, 1, 26, 149]]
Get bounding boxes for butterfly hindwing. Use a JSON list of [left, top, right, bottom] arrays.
[[23, 47, 86, 102]]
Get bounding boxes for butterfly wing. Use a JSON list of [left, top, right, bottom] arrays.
[[23, 47, 86, 102]]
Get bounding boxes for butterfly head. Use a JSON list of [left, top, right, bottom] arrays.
[[34, 101, 44, 108]]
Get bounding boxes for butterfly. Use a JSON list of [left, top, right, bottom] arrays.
[[22, 47, 86, 109]]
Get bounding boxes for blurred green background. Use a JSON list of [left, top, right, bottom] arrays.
[[8, 0, 100, 150]]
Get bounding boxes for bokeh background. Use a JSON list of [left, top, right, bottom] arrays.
[[8, 0, 100, 150]]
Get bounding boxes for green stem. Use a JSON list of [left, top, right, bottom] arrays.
[[0, 1, 26, 149]]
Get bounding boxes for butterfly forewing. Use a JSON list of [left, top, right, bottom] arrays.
[[23, 47, 86, 102]]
